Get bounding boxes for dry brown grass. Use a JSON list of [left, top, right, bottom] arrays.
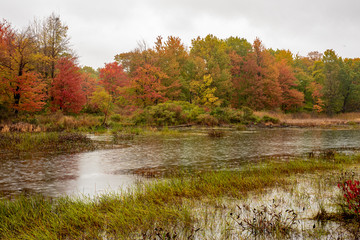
[[36, 113, 100, 131], [0, 122, 44, 133], [254, 111, 360, 127]]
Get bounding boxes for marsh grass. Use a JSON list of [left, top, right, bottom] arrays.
[[229, 203, 299, 238], [208, 129, 226, 138], [1, 155, 360, 239], [0, 132, 95, 152]]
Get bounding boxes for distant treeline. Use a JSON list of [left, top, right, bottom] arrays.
[[1, 14, 359, 118]]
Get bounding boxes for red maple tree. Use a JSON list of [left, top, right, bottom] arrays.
[[99, 62, 129, 99], [51, 57, 86, 113]]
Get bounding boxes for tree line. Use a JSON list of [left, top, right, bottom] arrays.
[[1, 14, 360, 118]]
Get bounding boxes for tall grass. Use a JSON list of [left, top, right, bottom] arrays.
[[0, 132, 95, 152], [254, 111, 360, 127], [1, 155, 359, 239]]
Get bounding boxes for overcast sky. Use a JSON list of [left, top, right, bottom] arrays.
[[2, 0, 360, 69]]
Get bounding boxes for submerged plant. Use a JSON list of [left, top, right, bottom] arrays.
[[229, 202, 298, 238]]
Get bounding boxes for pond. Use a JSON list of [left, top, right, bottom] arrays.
[[1, 128, 360, 197]]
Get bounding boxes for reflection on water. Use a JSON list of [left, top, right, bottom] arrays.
[[0, 128, 360, 197]]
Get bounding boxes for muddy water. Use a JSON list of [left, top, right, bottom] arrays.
[[0, 128, 360, 197]]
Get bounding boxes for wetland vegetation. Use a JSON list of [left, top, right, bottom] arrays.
[[1, 154, 360, 239]]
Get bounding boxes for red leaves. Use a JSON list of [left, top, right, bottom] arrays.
[[230, 39, 282, 110], [277, 60, 304, 111], [51, 57, 86, 113], [131, 64, 169, 106], [12, 72, 46, 112], [99, 62, 129, 99], [338, 179, 360, 214]]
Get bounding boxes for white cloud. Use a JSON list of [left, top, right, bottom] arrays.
[[2, 0, 360, 68]]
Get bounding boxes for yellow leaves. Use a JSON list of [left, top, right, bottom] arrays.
[[190, 74, 220, 107], [32, 52, 52, 65], [90, 86, 113, 113]]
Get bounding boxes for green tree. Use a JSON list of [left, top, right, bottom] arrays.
[[322, 49, 343, 115], [339, 58, 360, 112], [225, 36, 252, 57], [190, 34, 233, 106]]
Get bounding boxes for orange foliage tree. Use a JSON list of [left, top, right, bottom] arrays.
[[276, 60, 304, 111], [230, 38, 282, 110], [0, 21, 46, 113], [131, 64, 168, 106]]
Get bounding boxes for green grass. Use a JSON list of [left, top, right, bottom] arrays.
[[0, 132, 95, 152], [1, 155, 360, 239]]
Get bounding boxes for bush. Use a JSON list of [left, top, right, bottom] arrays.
[[197, 114, 218, 126], [110, 114, 122, 122], [338, 180, 360, 215], [262, 115, 280, 124], [210, 107, 244, 124], [133, 101, 205, 126], [241, 106, 254, 120]]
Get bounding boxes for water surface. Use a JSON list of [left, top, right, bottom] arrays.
[[1, 128, 359, 197]]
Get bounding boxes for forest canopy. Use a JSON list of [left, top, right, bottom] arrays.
[[1, 14, 360, 119]]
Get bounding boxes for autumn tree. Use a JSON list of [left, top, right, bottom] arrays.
[[0, 21, 46, 113], [51, 57, 85, 113], [99, 62, 129, 100], [190, 74, 220, 106], [81, 67, 98, 107], [230, 38, 281, 110], [276, 60, 304, 111], [225, 36, 252, 57], [190, 34, 233, 106], [152, 36, 187, 100], [292, 55, 316, 111], [90, 87, 113, 125], [115, 40, 156, 76], [0, 20, 15, 110], [131, 64, 168, 106], [11, 72, 46, 112], [30, 13, 71, 79], [308, 81, 324, 113]]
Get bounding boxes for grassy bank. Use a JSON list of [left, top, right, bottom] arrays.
[[1, 154, 360, 239], [3, 105, 360, 136], [0, 132, 95, 152]]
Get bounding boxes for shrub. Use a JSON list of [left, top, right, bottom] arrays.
[[133, 101, 205, 126], [262, 115, 280, 124], [241, 106, 254, 120], [210, 107, 244, 124], [110, 114, 122, 122], [338, 180, 360, 215], [197, 114, 218, 126]]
